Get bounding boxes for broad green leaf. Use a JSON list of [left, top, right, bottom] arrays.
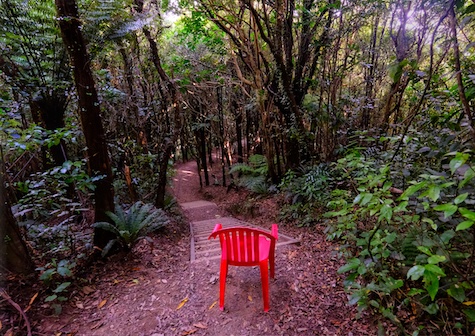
[[447, 285, 466, 302], [427, 185, 440, 202], [53, 282, 71, 293], [39, 268, 55, 281], [394, 201, 408, 213], [440, 230, 455, 244], [449, 153, 468, 175], [424, 271, 439, 301], [353, 193, 363, 204], [424, 264, 446, 277], [427, 255, 446, 264], [460, 169, 475, 188], [459, 207, 475, 221], [384, 232, 397, 244], [433, 204, 458, 218], [337, 258, 361, 274], [399, 181, 426, 200], [417, 246, 432, 256], [378, 204, 393, 222], [456, 220, 475, 231], [45, 294, 57, 302], [407, 265, 425, 280], [382, 180, 392, 191], [463, 309, 475, 322], [454, 192, 469, 205], [57, 265, 72, 277], [361, 193, 373, 206]]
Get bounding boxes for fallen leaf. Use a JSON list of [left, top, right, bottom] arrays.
[[55, 332, 62, 336], [182, 329, 197, 335], [464, 301, 475, 306], [98, 299, 107, 309], [29, 292, 39, 306], [209, 301, 217, 310], [161, 279, 167, 283], [5, 329, 13, 336], [76, 302, 84, 309], [91, 321, 103, 330], [82, 286, 95, 295], [132, 279, 139, 284], [112, 279, 121, 284], [193, 322, 207, 329], [132, 267, 141, 271], [176, 297, 188, 310], [25, 292, 39, 312], [0, 320, 2, 329], [248, 295, 252, 302]]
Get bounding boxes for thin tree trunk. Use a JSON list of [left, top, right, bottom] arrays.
[[235, 104, 244, 164], [449, 5, 475, 143], [199, 128, 209, 186], [55, 0, 115, 249]]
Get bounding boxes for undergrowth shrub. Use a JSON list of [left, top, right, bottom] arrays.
[[324, 133, 475, 335], [93, 201, 170, 257], [229, 154, 271, 194], [278, 163, 333, 226]]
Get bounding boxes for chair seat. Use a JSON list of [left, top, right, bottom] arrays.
[[209, 224, 278, 312]]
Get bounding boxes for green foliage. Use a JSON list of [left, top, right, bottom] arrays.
[[36, 259, 75, 315], [0, 0, 71, 95], [324, 140, 475, 334], [93, 201, 170, 256], [16, 159, 97, 220], [279, 163, 333, 226], [229, 154, 271, 194]]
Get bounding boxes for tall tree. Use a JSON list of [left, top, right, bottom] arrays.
[[200, 0, 335, 174], [132, 0, 183, 208], [55, 0, 115, 249]]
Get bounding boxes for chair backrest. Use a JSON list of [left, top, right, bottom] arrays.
[[209, 226, 277, 266]]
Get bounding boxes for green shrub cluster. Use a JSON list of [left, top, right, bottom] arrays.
[[323, 136, 475, 334]]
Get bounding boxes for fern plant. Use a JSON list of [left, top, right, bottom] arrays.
[[229, 154, 270, 194], [93, 201, 169, 257]]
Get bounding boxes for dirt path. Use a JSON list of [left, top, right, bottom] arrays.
[[34, 160, 382, 335]]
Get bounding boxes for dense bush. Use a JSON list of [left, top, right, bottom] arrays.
[[323, 133, 475, 334]]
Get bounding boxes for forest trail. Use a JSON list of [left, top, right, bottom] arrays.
[[36, 160, 382, 336]]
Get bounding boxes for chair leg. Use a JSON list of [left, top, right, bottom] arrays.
[[269, 253, 275, 279], [219, 260, 228, 311], [259, 260, 270, 312]]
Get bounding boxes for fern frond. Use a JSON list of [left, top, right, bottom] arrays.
[[93, 222, 121, 236], [106, 210, 126, 230], [229, 163, 255, 175]]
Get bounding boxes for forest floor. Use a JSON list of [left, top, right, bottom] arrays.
[[4, 159, 392, 335]]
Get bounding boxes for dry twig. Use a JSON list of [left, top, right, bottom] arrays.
[[0, 287, 32, 336]]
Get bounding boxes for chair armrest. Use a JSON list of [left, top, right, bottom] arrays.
[[208, 223, 223, 239], [271, 224, 278, 240]]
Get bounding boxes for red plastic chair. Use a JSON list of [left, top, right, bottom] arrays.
[[208, 224, 278, 312]]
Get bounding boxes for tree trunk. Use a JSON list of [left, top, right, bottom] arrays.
[[449, 5, 475, 143], [234, 103, 244, 164], [139, 25, 182, 208], [55, 0, 115, 249], [199, 128, 209, 186], [0, 147, 33, 276]]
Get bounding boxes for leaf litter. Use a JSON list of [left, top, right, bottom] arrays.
[[29, 160, 386, 335]]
